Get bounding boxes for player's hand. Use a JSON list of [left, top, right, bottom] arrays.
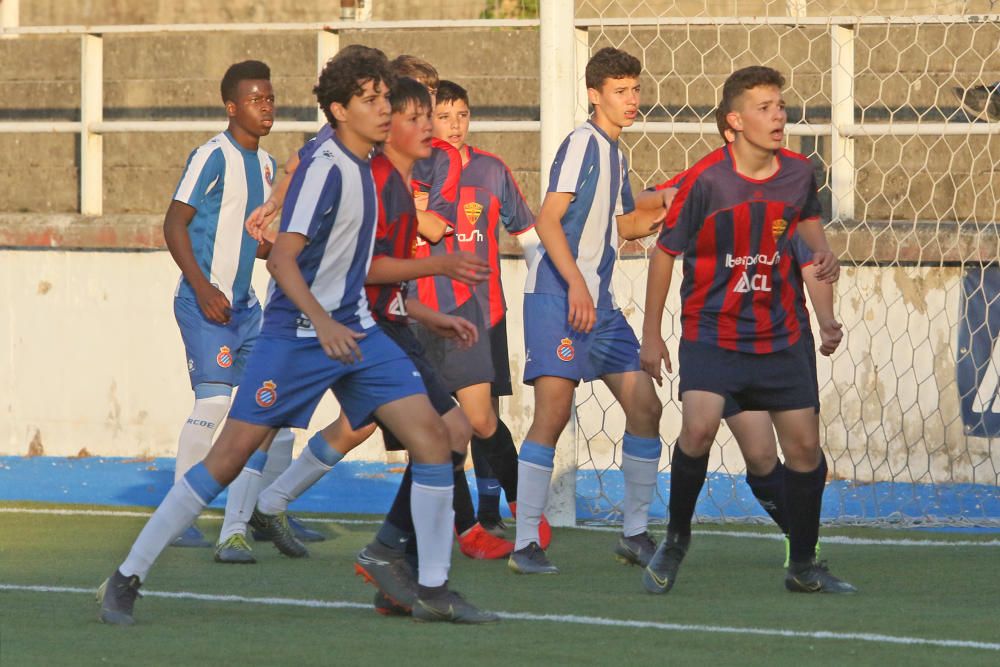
[[440, 252, 490, 286], [245, 200, 280, 243], [661, 187, 678, 211], [812, 250, 840, 283], [640, 336, 672, 386], [413, 191, 429, 212], [195, 283, 232, 325], [818, 318, 844, 357], [314, 316, 366, 364], [567, 280, 596, 334], [428, 315, 479, 349]]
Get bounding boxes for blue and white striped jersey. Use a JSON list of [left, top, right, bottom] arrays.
[[172, 131, 276, 309], [261, 131, 379, 337], [525, 121, 635, 310]]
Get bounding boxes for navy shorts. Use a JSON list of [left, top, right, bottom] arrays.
[[680, 337, 819, 416], [174, 296, 261, 388], [376, 319, 457, 452], [411, 297, 496, 394], [523, 293, 641, 385], [489, 315, 513, 397], [229, 326, 426, 430]]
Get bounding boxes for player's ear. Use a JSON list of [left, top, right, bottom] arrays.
[[587, 86, 602, 107], [330, 101, 349, 124], [726, 110, 743, 133], [225, 100, 237, 119]]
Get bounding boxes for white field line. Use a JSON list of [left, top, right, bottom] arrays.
[[1, 583, 997, 653], [2, 506, 997, 547]]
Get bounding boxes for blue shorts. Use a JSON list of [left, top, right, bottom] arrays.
[[174, 297, 261, 389], [229, 327, 426, 430], [680, 337, 818, 416], [523, 293, 641, 385]]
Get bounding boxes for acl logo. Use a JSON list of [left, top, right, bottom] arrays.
[[958, 268, 1000, 436], [734, 272, 771, 293]]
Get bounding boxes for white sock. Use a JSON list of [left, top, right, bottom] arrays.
[[514, 441, 556, 551], [258, 432, 343, 515], [622, 454, 661, 536], [260, 429, 294, 490], [621, 433, 662, 537], [410, 463, 454, 588], [218, 450, 267, 543], [174, 394, 230, 483], [120, 479, 208, 580]]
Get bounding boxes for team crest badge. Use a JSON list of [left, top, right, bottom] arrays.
[[255, 380, 278, 408], [216, 346, 233, 368], [464, 202, 483, 225], [771, 218, 788, 240], [264, 163, 273, 185], [556, 338, 575, 362], [187, 358, 195, 373]]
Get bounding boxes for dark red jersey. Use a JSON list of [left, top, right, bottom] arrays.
[[656, 145, 823, 354]]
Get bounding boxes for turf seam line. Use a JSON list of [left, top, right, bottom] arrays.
[[2, 583, 998, 652], [2, 507, 997, 546]]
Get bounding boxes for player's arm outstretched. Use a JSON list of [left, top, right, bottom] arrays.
[[640, 246, 675, 386], [366, 251, 489, 286], [405, 298, 478, 349], [535, 191, 596, 333], [619, 187, 677, 240], [163, 200, 232, 325], [802, 265, 843, 356], [266, 231, 366, 363], [633, 187, 677, 213]]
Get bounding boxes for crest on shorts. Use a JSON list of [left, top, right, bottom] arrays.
[[216, 345, 233, 368], [771, 218, 788, 240], [556, 338, 575, 362], [255, 380, 277, 408], [264, 163, 273, 185], [464, 202, 483, 225]]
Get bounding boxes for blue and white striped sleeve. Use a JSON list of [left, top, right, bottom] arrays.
[[281, 155, 342, 240], [547, 130, 596, 195], [617, 154, 636, 216], [173, 145, 223, 209]]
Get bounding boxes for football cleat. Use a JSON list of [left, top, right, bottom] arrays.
[[507, 542, 559, 575], [96, 570, 142, 626], [171, 524, 211, 548], [354, 541, 418, 612], [614, 531, 657, 567], [214, 533, 257, 564], [373, 589, 411, 617], [785, 559, 857, 594], [458, 523, 514, 560], [478, 516, 508, 538], [287, 515, 327, 542], [642, 532, 690, 594], [412, 590, 500, 624], [249, 507, 309, 558]]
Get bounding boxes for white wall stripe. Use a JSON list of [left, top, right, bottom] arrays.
[[2, 583, 997, 652]]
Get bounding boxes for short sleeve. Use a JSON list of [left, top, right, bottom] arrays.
[[789, 231, 813, 267], [656, 176, 706, 256], [801, 171, 823, 221], [547, 131, 596, 195], [617, 156, 635, 216], [415, 147, 460, 231], [281, 155, 342, 240], [499, 164, 535, 235], [173, 146, 224, 210]]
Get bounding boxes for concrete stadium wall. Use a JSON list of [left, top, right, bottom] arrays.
[[2, 249, 995, 488]]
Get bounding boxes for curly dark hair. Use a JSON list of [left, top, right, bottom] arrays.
[[719, 66, 785, 119], [585, 47, 641, 91], [220, 60, 270, 104], [314, 45, 394, 126]]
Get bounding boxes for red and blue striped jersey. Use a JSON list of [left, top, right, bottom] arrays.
[[656, 145, 823, 354], [414, 146, 535, 321], [365, 153, 420, 325]]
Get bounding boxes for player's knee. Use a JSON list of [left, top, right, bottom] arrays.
[[782, 438, 822, 471], [467, 408, 498, 439], [407, 415, 452, 465], [448, 414, 474, 453], [531, 403, 571, 442], [679, 423, 716, 455], [627, 392, 662, 432]]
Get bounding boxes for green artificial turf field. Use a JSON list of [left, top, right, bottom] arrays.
[[1, 502, 997, 666]]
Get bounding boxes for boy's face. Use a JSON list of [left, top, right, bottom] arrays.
[[588, 76, 640, 129], [387, 99, 433, 161], [333, 78, 392, 144], [727, 84, 787, 150], [228, 79, 275, 138], [433, 99, 470, 150]]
